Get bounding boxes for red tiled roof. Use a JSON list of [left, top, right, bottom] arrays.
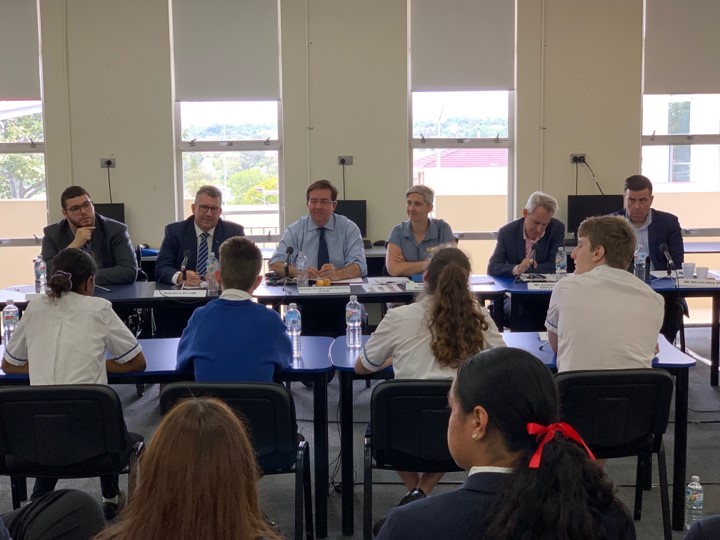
[[414, 147, 508, 168]]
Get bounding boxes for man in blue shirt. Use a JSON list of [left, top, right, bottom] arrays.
[[176, 237, 292, 382], [269, 179, 367, 280]]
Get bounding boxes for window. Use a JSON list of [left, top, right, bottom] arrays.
[[176, 101, 281, 240], [410, 90, 512, 273]]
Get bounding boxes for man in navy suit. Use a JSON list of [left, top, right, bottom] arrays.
[[155, 185, 245, 285], [614, 174, 685, 343], [487, 191, 565, 330]]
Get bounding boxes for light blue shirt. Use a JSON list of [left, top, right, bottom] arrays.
[[625, 211, 652, 268], [387, 218, 454, 262], [270, 214, 367, 276]]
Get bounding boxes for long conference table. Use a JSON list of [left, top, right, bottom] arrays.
[[330, 333, 696, 535], [0, 336, 335, 539]]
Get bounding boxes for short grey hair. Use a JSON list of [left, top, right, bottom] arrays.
[[525, 191, 558, 215], [406, 185, 434, 205], [195, 185, 222, 204]]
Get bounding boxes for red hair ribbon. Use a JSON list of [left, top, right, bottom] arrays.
[[526, 422, 595, 469]]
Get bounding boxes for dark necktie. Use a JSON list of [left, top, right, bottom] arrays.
[[197, 232, 210, 276], [317, 227, 329, 268]]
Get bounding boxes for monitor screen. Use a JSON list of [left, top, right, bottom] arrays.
[[334, 200, 367, 238], [566, 195, 623, 235], [93, 203, 126, 224]]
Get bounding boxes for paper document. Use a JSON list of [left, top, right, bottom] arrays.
[[367, 277, 409, 285], [330, 277, 365, 284], [470, 275, 494, 285], [361, 284, 403, 293]]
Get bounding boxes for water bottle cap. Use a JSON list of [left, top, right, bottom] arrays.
[[289, 303, 297, 309], [5, 299, 14, 305], [350, 295, 357, 301], [691, 475, 700, 482]]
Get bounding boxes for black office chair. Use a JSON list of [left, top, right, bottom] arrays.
[[363, 379, 461, 540], [0, 385, 144, 509], [160, 382, 313, 540], [554, 369, 674, 540]]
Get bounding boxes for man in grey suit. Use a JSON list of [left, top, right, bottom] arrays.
[[41, 186, 137, 285]]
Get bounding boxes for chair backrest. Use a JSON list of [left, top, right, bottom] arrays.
[[370, 379, 461, 472], [554, 369, 674, 457], [0, 385, 130, 473], [160, 382, 298, 473]]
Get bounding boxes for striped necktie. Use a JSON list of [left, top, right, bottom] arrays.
[[197, 232, 209, 276], [317, 227, 329, 268]]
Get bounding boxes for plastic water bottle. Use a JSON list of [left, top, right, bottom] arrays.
[[284, 303, 302, 358], [206, 252, 219, 295], [296, 251, 309, 288], [685, 475, 703, 530], [346, 295, 362, 349], [634, 245, 648, 279], [3, 300, 20, 347], [555, 246, 567, 277], [33, 256, 46, 294]]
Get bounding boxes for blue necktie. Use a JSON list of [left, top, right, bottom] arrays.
[[317, 227, 329, 268], [197, 232, 209, 276]]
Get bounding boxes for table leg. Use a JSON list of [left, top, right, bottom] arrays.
[[313, 371, 329, 538], [340, 372, 355, 536], [712, 297, 719, 386], [671, 368, 689, 531]]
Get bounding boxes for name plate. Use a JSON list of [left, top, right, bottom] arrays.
[[528, 282, 557, 290], [677, 278, 720, 288], [24, 293, 40, 301], [297, 285, 352, 295], [405, 282, 425, 292], [153, 290, 208, 298]]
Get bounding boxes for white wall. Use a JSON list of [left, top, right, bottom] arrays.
[[33, 0, 645, 248]]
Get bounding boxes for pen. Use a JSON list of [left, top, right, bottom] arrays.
[[95, 285, 111, 292]]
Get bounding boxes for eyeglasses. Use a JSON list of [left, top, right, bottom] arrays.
[[66, 200, 94, 213], [308, 199, 334, 207], [197, 205, 221, 215]]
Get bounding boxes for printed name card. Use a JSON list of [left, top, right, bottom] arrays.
[[297, 285, 352, 295], [153, 290, 208, 298], [677, 278, 720, 288], [404, 282, 425, 292], [527, 282, 557, 290]]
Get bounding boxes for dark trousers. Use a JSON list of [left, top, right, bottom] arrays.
[[4, 489, 105, 540], [501, 295, 551, 332], [661, 293, 686, 344]]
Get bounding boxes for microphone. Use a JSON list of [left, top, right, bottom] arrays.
[[180, 250, 191, 281], [283, 246, 294, 278], [659, 243, 674, 272]]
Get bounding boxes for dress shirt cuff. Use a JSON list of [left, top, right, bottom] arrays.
[[172, 271, 181, 285]]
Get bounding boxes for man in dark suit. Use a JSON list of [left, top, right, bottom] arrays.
[[155, 185, 245, 285], [42, 186, 137, 285], [487, 191, 565, 330], [614, 174, 685, 343]]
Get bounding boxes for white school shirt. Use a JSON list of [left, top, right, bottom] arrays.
[[545, 264, 664, 372], [3, 292, 142, 385], [359, 295, 505, 379]]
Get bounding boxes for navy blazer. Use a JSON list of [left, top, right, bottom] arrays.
[[377, 472, 635, 540], [155, 217, 245, 283], [613, 208, 684, 270], [487, 217, 565, 276]]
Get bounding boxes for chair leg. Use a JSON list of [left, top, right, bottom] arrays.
[[633, 456, 644, 521], [295, 445, 304, 540], [10, 476, 25, 509], [363, 439, 373, 540], [302, 444, 314, 540], [657, 443, 671, 540]]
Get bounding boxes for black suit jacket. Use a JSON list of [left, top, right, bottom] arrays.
[[487, 217, 565, 276], [41, 213, 137, 285], [155, 217, 245, 284], [377, 472, 635, 540], [613, 208, 684, 270]]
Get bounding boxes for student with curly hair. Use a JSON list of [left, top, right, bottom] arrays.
[[376, 347, 635, 540], [355, 247, 504, 502], [95, 398, 281, 540]]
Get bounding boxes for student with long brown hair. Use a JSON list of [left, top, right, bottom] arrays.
[[95, 398, 280, 540], [355, 247, 504, 505]]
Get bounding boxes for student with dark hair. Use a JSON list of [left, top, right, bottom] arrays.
[[176, 237, 292, 382], [356, 247, 504, 504], [2, 248, 146, 519], [95, 398, 281, 540], [376, 347, 635, 540], [41, 185, 138, 285]]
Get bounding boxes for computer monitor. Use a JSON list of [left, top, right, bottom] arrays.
[[566, 195, 623, 235], [334, 200, 367, 238], [93, 203, 126, 224]]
